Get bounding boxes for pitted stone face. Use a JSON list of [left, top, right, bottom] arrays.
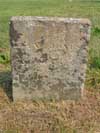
[[10, 17, 91, 101]]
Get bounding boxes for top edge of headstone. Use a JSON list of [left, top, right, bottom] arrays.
[[10, 16, 91, 25]]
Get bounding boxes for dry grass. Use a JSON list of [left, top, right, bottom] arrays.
[[0, 86, 100, 132]]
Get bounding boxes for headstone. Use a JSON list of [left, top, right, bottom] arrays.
[[10, 17, 91, 101]]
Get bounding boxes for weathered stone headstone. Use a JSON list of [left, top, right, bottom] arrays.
[[10, 17, 91, 100]]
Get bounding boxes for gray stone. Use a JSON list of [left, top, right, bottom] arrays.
[[10, 17, 91, 101]]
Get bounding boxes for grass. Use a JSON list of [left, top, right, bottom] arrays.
[[0, 86, 100, 132], [0, 0, 100, 132]]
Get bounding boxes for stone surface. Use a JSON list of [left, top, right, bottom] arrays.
[[10, 17, 91, 101]]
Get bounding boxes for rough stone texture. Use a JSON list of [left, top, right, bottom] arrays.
[[10, 17, 91, 101]]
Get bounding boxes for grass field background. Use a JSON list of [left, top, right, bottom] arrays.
[[0, 0, 100, 132], [0, 0, 100, 82]]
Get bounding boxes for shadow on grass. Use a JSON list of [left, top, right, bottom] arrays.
[[0, 71, 13, 101]]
